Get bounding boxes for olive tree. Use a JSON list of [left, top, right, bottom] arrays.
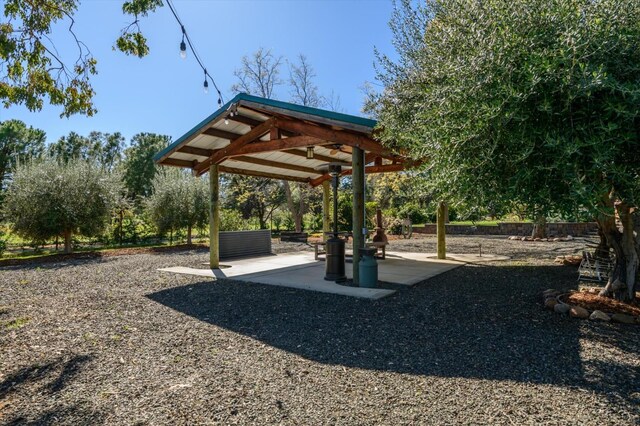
[[146, 170, 209, 245], [370, 0, 640, 300], [3, 159, 122, 253]]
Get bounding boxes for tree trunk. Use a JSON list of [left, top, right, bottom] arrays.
[[187, 225, 192, 245], [598, 203, 639, 302], [443, 202, 450, 224], [531, 214, 547, 239], [63, 230, 73, 254], [118, 210, 124, 246], [283, 181, 304, 232]]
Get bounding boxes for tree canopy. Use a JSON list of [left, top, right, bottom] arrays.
[[370, 0, 640, 299], [3, 158, 122, 253]]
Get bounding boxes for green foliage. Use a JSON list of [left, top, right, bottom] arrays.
[[220, 208, 246, 231], [370, 0, 640, 219], [397, 202, 428, 225], [48, 131, 125, 170], [1, 0, 162, 116], [123, 133, 171, 200], [146, 170, 208, 240], [1, 0, 97, 116], [223, 175, 284, 229], [0, 229, 7, 257], [2, 159, 122, 249], [0, 119, 46, 197]]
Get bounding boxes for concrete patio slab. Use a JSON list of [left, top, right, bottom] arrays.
[[159, 251, 464, 299]]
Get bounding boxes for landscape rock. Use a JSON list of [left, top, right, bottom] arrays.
[[553, 238, 561, 242], [566, 235, 574, 241], [611, 313, 636, 324], [534, 238, 542, 242], [521, 237, 527, 241], [589, 310, 610, 322], [554, 303, 571, 314], [569, 306, 590, 319]]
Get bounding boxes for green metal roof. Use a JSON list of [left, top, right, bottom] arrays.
[[154, 93, 378, 163]]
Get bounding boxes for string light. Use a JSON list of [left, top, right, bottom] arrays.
[[179, 26, 187, 59], [167, 0, 223, 104]]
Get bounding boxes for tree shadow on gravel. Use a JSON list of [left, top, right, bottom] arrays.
[[1, 355, 97, 424], [148, 264, 640, 415]]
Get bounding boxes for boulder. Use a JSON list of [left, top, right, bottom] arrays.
[[554, 303, 571, 314], [521, 237, 527, 241], [611, 313, 636, 324], [553, 238, 561, 242], [544, 298, 558, 310], [566, 235, 574, 241], [589, 310, 610, 322], [569, 306, 590, 319], [534, 238, 542, 242]]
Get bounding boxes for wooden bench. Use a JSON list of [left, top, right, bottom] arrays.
[[366, 241, 388, 260], [314, 242, 326, 260], [280, 231, 308, 243]]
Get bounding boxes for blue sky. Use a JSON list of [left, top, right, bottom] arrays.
[[2, 0, 397, 145]]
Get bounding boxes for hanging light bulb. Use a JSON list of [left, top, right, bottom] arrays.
[[218, 97, 222, 106], [224, 117, 229, 125], [179, 26, 187, 59], [307, 146, 315, 159], [203, 69, 209, 94]]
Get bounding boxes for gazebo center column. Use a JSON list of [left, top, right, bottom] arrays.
[[352, 147, 365, 285], [322, 180, 331, 242], [209, 164, 220, 268]]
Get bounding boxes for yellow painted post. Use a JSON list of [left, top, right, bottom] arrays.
[[322, 180, 331, 242], [352, 147, 364, 285], [209, 164, 220, 268], [437, 201, 446, 260]]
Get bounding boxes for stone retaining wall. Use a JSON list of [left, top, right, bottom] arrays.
[[413, 222, 598, 237]]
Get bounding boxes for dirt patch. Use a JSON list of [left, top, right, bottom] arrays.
[[564, 289, 640, 316]]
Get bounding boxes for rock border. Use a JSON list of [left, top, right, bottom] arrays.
[[509, 235, 575, 242], [541, 288, 640, 325]]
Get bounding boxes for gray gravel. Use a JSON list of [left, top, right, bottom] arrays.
[[1, 236, 639, 425]]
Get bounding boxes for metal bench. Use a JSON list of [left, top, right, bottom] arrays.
[[578, 249, 615, 283]]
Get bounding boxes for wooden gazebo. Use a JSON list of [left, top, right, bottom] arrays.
[[154, 93, 410, 284]]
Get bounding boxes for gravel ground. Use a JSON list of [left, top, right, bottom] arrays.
[[1, 235, 639, 425]]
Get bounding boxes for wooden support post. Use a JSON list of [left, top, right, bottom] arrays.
[[437, 201, 446, 260], [352, 147, 365, 285], [209, 164, 220, 268], [322, 180, 331, 242]]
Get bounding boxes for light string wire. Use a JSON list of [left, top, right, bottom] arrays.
[[166, 0, 224, 105]]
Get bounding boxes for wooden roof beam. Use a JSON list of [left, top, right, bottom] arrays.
[[227, 135, 324, 156], [309, 163, 406, 187], [275, 118, 396, 158], [219, 165, 311, 183], [195, 117, 276, 176], [178, 145, 215, 158], [283, 148, 336, 163], [203, 128, 243, 140], [230, 155, 319, 175], [161, 158, 199, 168]]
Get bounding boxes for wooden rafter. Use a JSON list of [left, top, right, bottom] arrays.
[[309, 163, 406, 187], [178, 145, 214, 158], [203, 128, 243, 140], [283, 148, 335, 163], [226, 135, 323, 156], [219, 165, 310, 183], [161, 158, 198, 168], [194, 118, 276, 176], [230, 155, 319, 175], [228, 114, 263, 127], [275, 118, 396, 158]]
